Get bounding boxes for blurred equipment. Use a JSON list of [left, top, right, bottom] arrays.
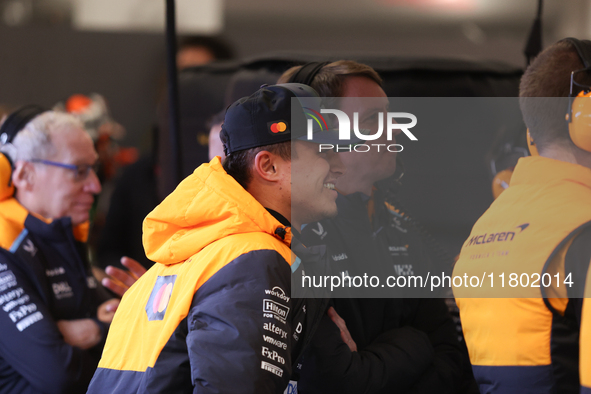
[[523, 0, 543, 66], [57, 93, 137, 182], [1, 0, 70, 27], [63, 93, 123, 141], [487, 124, 529, 200], [72, 0, 222, 33]]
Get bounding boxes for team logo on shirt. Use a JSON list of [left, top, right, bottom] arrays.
[[145, 275, 177, 321], [465, 223, 530, 247]]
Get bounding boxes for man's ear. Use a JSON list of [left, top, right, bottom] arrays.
[[12, 161, 35, 191], [253, 151, 288, 183]]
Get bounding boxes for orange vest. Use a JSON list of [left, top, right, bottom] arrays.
[[453, 156, 591, 392]]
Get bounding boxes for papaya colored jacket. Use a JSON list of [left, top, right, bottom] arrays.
[[89, 157, 328, 394], [454, 156, 591, 394]]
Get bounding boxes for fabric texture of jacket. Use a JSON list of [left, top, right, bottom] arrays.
[[0, 197, 111, 394], [88, 157, 328, 394], [298, 182, 466, 394], [454, 156, 591, 394]]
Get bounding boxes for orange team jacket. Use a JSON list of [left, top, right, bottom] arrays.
[[453, 156, 591, 394], [88, 157, 328, 394]]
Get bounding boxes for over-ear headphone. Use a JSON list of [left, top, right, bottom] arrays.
[[287, 62, 330, 85], [288, 61, 407, 183], [0, 105, 47, 200], [563, 37, 591, 152]]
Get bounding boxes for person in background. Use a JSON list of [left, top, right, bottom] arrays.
[[96, 36, 234, 271], [176, 35, 234, 69], [279, 61, 470, 393], [0, 107, 119, 393], [454, 38, 591, 393], [208, 110, 226, 161], [88, 83, 346, 393]]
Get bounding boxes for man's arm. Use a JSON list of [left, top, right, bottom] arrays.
[[0, 250, 102, 394], [403, 298, 465, 394], [298, 298, 465, 394], [185, 249, 293, 393], [298, 310, 435, 394]]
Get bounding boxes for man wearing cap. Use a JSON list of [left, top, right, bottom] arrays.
[[278, 61, 468, 394], [0, 107, 119, 393], [87, 83, 346, 393]]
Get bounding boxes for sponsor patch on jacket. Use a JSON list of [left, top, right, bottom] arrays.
[[0, 271, 17, 292], [261, 360, 283, 377], [264, 286, 290, 302], [393, 264, 414, 276], [46, 267, 65, 277], [52, 281, 73, 300], [284, 380, 298, 394], [263, 299, 289, 324], [145, 275, 177, 321]]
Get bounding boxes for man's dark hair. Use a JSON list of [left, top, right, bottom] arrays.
[[519, 40, 591, 151], [220, 132, 291, 190], [178, 35, 234, 61]]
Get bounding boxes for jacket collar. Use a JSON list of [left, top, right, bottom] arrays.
[[0, 197, 89, 250], [511, 156, 591, 188]]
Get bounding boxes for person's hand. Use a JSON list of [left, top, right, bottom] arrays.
[[57, 319, 102, 350], [328, 306, 357, 352], [97, 298, 120, 323], [101, 256, 147, 297]]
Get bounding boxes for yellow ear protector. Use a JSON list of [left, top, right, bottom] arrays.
[[0, 152, 14, 201], [0, 105, 47, 200], [567, 89, 591, 151], [563, 37, 591, 152]]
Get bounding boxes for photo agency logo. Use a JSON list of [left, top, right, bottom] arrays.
[[304, 106, 418, 152]]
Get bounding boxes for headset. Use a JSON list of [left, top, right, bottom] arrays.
[[288, 60, 406, 182], [287, 61, 330, 86], [0, 105, 47, 200], [563, 37, 591, 152]]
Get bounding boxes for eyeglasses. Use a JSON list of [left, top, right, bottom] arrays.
[[29, 159, 99, 181]]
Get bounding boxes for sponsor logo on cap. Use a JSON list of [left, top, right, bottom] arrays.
[[268, 121, 289, 134]]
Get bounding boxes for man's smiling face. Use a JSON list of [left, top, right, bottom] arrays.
[[290, 140, 345, 228]]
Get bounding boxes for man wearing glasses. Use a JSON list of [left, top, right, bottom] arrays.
[[0, 107, 118, 393]]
